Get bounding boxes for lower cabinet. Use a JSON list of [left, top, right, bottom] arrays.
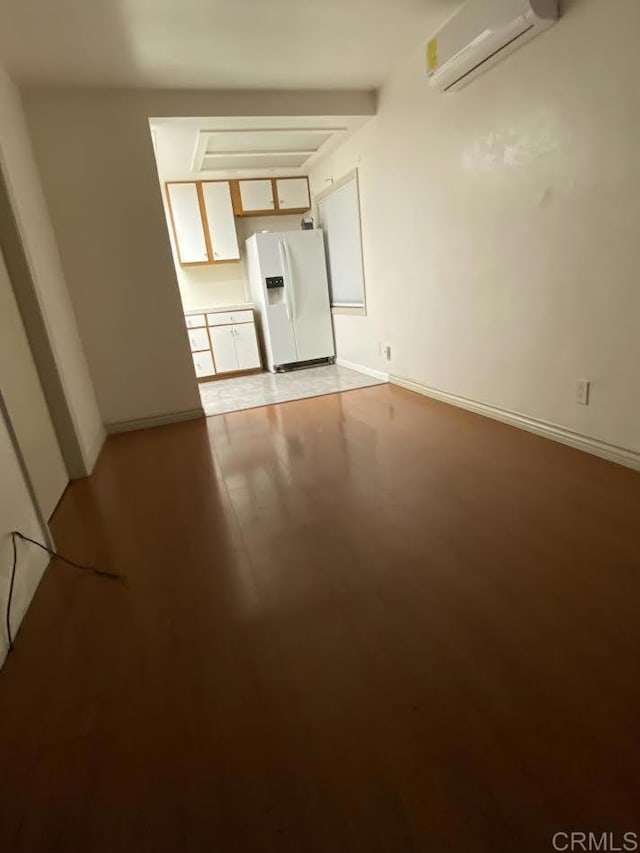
[[208, 326, 237, 374], [209, 323, 261, 374], [185, 309, 261, 380], [233, 323, 261, 370], [192, 350, 215, 379]]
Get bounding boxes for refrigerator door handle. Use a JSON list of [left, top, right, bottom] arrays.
[[281, 238, 297, 321], [278, 239, 292, 321]]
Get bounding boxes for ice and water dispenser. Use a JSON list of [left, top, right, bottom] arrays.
[[266, 275, 285, 306]]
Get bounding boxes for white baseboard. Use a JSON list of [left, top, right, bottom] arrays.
[[105, 407, 204, 435], [390, 374, 640, 472], [336, 357, 389, 382]]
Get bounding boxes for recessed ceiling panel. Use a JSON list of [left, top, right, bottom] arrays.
[[204, 130, 333, 154], [202, 153, 309, 171]]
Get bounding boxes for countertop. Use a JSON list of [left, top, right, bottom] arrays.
[[184, 303, 254, 315]]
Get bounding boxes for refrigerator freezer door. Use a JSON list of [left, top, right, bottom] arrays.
[[282, 230, 335, 363], [248, 233, 297, 370]]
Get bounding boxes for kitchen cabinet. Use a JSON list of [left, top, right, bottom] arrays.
[[236, 179, 276, 215], [187, 327, 210, 353], [206, 310, 254, 326], [201, 181, 240, 261], [166, 180, 240, 267], [209, 324, 261, 374], [166, 183, 209, 265], [231, 177, 311, 216], [184, 308, 261, 380], [275, 177, 310, 211], [208, 326, 238, 374], [192, 350, 215, 379], [233, 323, 261, 370], [185, 313, 206, 329]]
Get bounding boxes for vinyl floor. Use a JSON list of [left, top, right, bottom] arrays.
[[1, 384, 639, 851]]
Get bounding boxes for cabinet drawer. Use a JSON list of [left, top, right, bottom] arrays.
[[187, 327, 210, 352], [192, 350, 215, 378], [207, 310, 254, 326], [185, 314, 206, 328]]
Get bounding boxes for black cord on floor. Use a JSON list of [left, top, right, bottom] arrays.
[[5, 534, 18, 656], [5, 531, 126, 653]]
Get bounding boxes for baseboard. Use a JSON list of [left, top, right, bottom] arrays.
[[390, 374, 640, 472], [336, 357, 389, 382], [105, 407, 204, 435]]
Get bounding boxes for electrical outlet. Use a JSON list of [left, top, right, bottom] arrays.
[[383, 343, 392, 361], [575, 379, 590, 406]]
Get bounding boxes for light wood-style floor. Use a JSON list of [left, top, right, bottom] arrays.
[[1, 384, 639, 852]]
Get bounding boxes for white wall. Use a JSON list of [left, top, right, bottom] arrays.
[[0, 394, 50, 667], [0, 247, 67, 518], [309, 0, 640, 455], [0, 67, 104, 470], [23, 89, 375, 427]]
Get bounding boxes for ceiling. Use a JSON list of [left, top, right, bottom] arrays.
[[0, 0, 459, 89], [150, 115, 370, 179]]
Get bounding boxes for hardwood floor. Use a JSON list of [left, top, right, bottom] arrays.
[[1, 384, 639, 852]]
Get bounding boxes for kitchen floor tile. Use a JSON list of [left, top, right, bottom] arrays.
[[199, 364, 385, 417]]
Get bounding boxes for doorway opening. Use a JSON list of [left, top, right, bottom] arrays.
[[148, 116, 382, 416]]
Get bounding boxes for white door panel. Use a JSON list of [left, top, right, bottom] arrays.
[[0, 249, 67, 517], [251, 233, 297, 369], [264, 304, 297, 369], [234, 324, 261, 370], [201, 182, 240, 261], [167, 183, 209, 264], [209, 326, 238, 373], [275, 178, 310, 210], [187, 327, 210, 353], [193, 350, 215, 378], [283, 231, 334, 363], [239, 180, 275, 213]]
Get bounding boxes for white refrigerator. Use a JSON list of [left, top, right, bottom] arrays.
[[246, 229, 335, 372]]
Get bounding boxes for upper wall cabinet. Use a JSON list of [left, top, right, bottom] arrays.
[[166, 183, 209, 265], [275, 178, 310, 212], [236, 179, 276, 215], [201, 182, 240, 262], [231, 177, 311, 216], [166, 180, 240, 267]]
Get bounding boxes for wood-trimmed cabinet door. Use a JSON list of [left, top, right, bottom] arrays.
[[201, 182, 240, 262], [236, 180, 276, 215], [187, 326, 210, 353], [192, 350, 215, 379], [208, 325, 238, 374], [166, 183, 209, 265], [233, 323, 261, 370], [275, 178, 310, 212]]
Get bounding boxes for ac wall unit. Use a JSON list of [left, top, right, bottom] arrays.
[[426, 0, 558, 92]]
